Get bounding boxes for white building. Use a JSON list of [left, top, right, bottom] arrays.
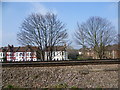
[[0, 47, 7, 62], [0, 45, 69, 62], [13, 46, 38, 61], [0, 51, 5, 62], [1, 45, 40, 62], [15, 52, 37, 61], [44, 46, 68, 61]]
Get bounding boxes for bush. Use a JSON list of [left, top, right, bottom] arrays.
[[7, 85, 14, 88], [52, 83, 68, 88], [77, 56, 92, 60], [70, 86, 78, 88], [49, 83, 79, 88]]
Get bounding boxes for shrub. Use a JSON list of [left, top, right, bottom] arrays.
[[70, 86, 78, 88], [7, 85, 14, 88]]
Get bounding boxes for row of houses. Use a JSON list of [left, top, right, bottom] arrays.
[[0, 44, 119, 62], [78, 44, 120, 59], [0, 45, 68, 62]]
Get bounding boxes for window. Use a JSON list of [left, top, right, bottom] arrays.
[[16, 53, 18, 57], [23, 53, 25, 56], [10, 52, 12, 56], [27, 52, 31, 57], [61, 52, 62, 55], [19, 53, 23, 57], [33, 52, 36, 56], [26, 53, 29, 56], [53, 52, 55, 56], [57, 52, 59, 55], [60, 52, 62, 55], [62, 51, 64, 56], [0, 53, 1, 56], [30, 52, 32, 56]]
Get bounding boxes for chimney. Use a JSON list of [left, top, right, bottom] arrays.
[[12, 45, 14, 48], [8, 44, 10, 48], [64, 43, 67, 47]]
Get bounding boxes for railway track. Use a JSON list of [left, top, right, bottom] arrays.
[[1, 59, 120, 67]]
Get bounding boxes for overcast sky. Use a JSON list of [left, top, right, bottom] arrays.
[[1, 2, 118, 48]]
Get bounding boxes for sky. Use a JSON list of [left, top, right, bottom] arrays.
[[1, 2, 118, 49]]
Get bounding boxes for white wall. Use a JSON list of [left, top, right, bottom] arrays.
[[79, 52, 82, 55], [0, 52, 4, 59], [6, 52, 37, 61], [45, 51, 68, 61], [0, 52, 4, 62], [15, 52, 37, 61]]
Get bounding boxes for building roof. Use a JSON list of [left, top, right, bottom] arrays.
[[0, 45, 66, 52], [0, 45, 39, 52], [45, 46, 66, 51], [79, 48, 93, 52], [106, 44, 120, 51], [79, 44, 120, 52], [0, 47, 8, 52], [16, 45, 39, 52]]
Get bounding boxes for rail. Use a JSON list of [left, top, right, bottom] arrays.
[[1, 59, 120, 67]]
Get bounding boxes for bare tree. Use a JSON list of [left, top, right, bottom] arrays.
[[17, 12, 67, 61], [75, 16, 116, 59]]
